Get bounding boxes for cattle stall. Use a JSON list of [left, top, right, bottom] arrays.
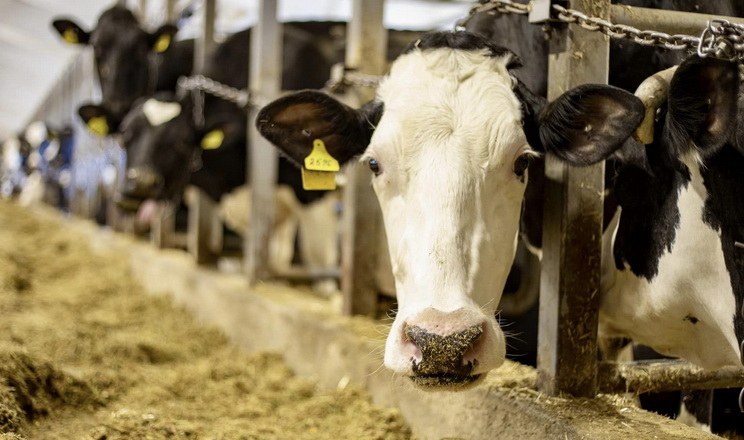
[[6, 0, 744, 438]]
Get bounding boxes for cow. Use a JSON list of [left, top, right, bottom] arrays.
[[256, 29, 744, 394], [77, 24, 340, 283], [52, 5, 194, 133]]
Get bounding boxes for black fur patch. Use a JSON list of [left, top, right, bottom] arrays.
[[612, 133, 690, 280], [700, 145, 744, 346], [403, 31, 521, 69]]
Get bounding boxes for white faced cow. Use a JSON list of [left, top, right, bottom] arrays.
[[258, 31, 644, 389]]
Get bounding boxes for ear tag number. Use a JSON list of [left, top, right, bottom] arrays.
[[154, 34, 172, 53], [301, 168, 336, 191], [62, 28, 79, 44], [304, 139, 339, 172], [87, 117, 108, 137], [201, 130, 224, 150]]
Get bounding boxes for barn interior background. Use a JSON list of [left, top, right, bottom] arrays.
[[1, 0, 744, 439]]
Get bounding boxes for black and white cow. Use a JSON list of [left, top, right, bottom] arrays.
[[257, 31, 744, 391], [78, 24, 340, 276], [52, 5, 194, 133]]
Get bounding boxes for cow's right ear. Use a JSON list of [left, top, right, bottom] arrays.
[[52, 19, 90, 45], [256, 90, 383, 168], [78, 105, 113, 137]]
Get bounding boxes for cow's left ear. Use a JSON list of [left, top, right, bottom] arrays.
[[52, 19, 90, 45], [256, 90, 383, 168], [78, 105, 113, 137], [149, 24, 179, 53], [535, 84, 644, 166], [665, 56, 739, 155]]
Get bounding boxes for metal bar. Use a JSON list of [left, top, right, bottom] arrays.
[[150, 203, 177, 248], [183, 0, 217, 263], [537, 0, 609, 398], [340, 0, 388, 317], [598, 361, 744, 394], [273, 266, 343, 281], [185, 186, 219, 264], [610, 5, 744, 37], [137, 0, 148, 23], [245, 0, 281, 284], [193, 0, 216, 72], [165, 0, 177, 22]]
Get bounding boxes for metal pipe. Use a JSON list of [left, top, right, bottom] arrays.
[[194, 0, 216, 72], [610, 5, 744, 37], [598, 360, 744, 394]]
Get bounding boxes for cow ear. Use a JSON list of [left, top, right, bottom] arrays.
[[52, 19, 90, 45], [78, 105, 113, 137], [256, 90, 382, 168], [538, 84, 644, 166], [665, 57, 739, 155], [150, 24, 179, 53]]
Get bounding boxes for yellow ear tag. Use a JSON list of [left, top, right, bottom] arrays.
[[154, 34, 171, 53], [304, 139, 339, 172], [301, 168, 336, 191], [62, 28, 79, 44], [87, 116, 108, 137], [201, 130, 224, 150]]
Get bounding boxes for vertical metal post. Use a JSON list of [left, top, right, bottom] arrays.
[[340, 0, 388, 317], [137, 0, 148, 23], [165, 0, 177, 22], [245, 0, 282, 283], [537, 0, 610, 397], [184, 0, 219, 263], [193, 0, 216, 72]]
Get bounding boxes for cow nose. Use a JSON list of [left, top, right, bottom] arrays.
[[404, 322, 484, 377], [123, 167, 162, 198]]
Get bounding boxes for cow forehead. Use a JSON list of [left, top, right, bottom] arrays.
[[370, 48, 527, 169]]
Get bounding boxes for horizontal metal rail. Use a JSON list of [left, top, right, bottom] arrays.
[[272, 266, 341, 281], [610, 5, 744, 36], [598, 360, 744, 394]]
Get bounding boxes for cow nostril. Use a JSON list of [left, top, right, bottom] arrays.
[[404, 323, 484, 375]]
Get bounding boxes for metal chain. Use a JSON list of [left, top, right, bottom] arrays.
[[457, 0, 744, 62], [324, 64, 381, 94], [177, 75, 251, 108]]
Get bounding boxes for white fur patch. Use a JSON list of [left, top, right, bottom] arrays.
[[142, 99, 182, 127]]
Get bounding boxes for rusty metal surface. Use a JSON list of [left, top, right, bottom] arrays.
[[537, 0, 609, 398]]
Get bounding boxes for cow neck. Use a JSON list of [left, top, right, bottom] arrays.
[[699, 144, 744, 346], [611, 142, 691, 281]]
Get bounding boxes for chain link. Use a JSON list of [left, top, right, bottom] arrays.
[[458, 0, 744, 62], [324, 65, 381, 94], [177, 75, 251, 108]]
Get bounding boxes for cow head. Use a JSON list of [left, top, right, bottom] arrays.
[[52, 6, 179, 132], [79, 95, 241, 212], [257, 31, 644, 390]]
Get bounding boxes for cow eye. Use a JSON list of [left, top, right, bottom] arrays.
[[513, 153, 530, 178], [368, 158, 381, 176]]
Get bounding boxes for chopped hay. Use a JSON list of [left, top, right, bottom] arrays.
[[0, 200, 412, 440]]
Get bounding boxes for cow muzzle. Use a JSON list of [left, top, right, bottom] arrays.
[[115, 167, 163, 210], [397, 308, 499, 390]]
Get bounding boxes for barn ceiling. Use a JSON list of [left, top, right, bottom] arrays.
[[0, 0, 471, 141]]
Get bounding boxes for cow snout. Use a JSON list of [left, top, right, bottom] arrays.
[[396, 307, 502, 390], [405, 323, 483, 377], [116, 167, 163, 209]]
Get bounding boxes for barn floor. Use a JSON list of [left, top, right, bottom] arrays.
[[0, 200, 726, 440]]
